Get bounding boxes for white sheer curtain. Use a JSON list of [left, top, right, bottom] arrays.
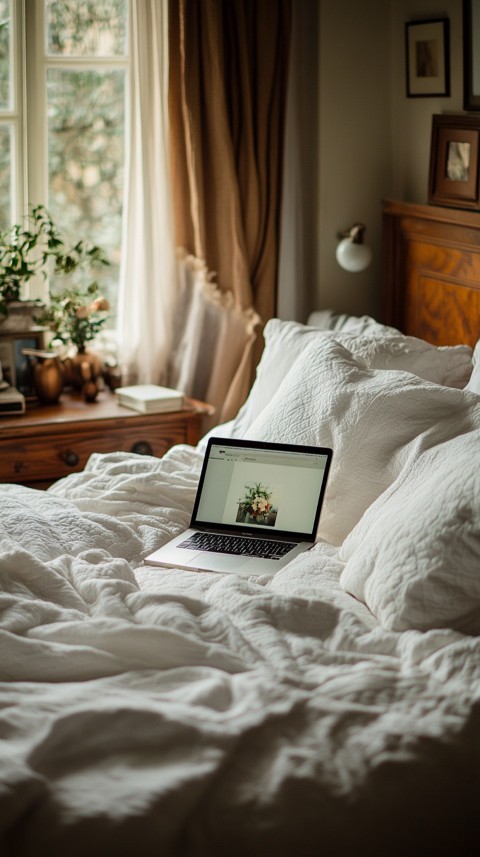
[[166, 252, 260, 427], [117, 0, 176, 385]]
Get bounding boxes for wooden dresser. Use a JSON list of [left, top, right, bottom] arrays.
[[0, 392, 212, 489], [382, 199, 480, 348]]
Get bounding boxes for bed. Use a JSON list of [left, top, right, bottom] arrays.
[[1, 201, 480, 857]]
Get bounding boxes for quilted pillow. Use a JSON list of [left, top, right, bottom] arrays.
[[232, 319, 473, 437], [307, 309, 400, 334], [464, 336, 480, 393], [465, 360, 480, 394], [244, 337, 477, 545], [339, 427, 480, 634]]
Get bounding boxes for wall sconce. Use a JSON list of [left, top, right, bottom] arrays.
[[336, 223, 372, 272]]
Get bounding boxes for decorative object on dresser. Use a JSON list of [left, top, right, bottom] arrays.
[[0, 206, 111, 403], [115, 384, 185, 414], [63, 347, 104, 403], [0, 329, 45, 399], [428, 114, 480, 210], [0, 351, 25, 414], [21, 348, 65, 405], [0, 299, 42, 332], [35, 282, 110, 353], [35, 283, 110, 402], [382, 198, 480, 347], [0, 386, 25, 415], [0, 391, 213, 489]]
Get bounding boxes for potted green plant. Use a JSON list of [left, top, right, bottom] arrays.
[[35, 282, 110, 354], [0, 205, 109, 330], [34, 282, 111, 402]]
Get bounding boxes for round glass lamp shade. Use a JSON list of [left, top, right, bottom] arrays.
[[336, 237, 372, 272]]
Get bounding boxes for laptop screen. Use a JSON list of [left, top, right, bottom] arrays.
[[191, 438, 332, 541]]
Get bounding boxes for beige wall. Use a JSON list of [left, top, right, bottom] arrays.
[[278, 0, 465, 323], [317, 0, 392, 320]]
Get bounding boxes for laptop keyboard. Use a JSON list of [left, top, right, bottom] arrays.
[[178, 532, 296, 560]]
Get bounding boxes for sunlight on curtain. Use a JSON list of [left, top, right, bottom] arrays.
[[117, 0, 176, 384], [167, 251, 260, 426]]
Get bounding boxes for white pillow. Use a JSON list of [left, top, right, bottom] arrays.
[[464, 337, 480, 393], [307, 309, 400, 335], [244, 337, 475, 545], [339, 428, 480, 635], [465, 361, 480, 395], [232, 319, 473, 437], [473, 337, 480, 365]]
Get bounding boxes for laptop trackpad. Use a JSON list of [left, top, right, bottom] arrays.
[[189, 552, 254, 574]]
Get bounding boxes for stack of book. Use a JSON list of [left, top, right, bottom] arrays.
[[115, 384, 185, 414], [0, 386, 25, 415]]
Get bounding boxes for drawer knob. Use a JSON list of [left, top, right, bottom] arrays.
[[131, 440, 153, 456], [62, 450, 79, 467]]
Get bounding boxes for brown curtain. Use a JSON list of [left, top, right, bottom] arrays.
[[168, 0, 291, 425]]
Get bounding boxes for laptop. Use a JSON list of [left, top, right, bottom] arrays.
[[144, 437, 332, 576]]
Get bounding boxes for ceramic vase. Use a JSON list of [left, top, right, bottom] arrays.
[[64, 349, 102, 402], [33, 354, 65, 404]]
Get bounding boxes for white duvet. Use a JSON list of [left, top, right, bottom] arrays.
[[2, 320, 480, 856]]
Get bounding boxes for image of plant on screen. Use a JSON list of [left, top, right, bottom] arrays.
[[236, 482, 277, 526]]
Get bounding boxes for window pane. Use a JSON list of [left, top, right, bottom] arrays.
[[0, 123, 11, 230], [0, 0, 11, 109], [46, 0, 128, 57], [47, 68, 125, 316]]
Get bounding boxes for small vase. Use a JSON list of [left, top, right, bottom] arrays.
[[33, 354, 65, 404], [64, 348, 102, 402]]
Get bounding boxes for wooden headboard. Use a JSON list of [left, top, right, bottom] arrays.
[[382, 198, 480, 348]]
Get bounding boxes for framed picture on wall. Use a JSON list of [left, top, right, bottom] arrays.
[[428, 114, 480, 210], [405, 18, 450, 97], [463, 0, 480, 109]]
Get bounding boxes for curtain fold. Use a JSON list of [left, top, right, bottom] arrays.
[[168, 0, 291, 424], [117, 0, 177, 385]]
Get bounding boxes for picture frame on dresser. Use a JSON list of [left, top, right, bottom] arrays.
[[405, 18, 450, 97], [0, 330, 44, 397], [428, 114, 480, 210], [0, 341, 15, 387]]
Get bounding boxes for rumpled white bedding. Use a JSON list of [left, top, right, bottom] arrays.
[[1, 444, 480, 857]]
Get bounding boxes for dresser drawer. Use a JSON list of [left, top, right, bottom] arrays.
[[0, 391, 209, 488], [0, 419, 195, 485]]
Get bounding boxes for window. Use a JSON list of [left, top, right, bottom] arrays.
[[0, 0, 128, 318], [0, 0, 16, 232]]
